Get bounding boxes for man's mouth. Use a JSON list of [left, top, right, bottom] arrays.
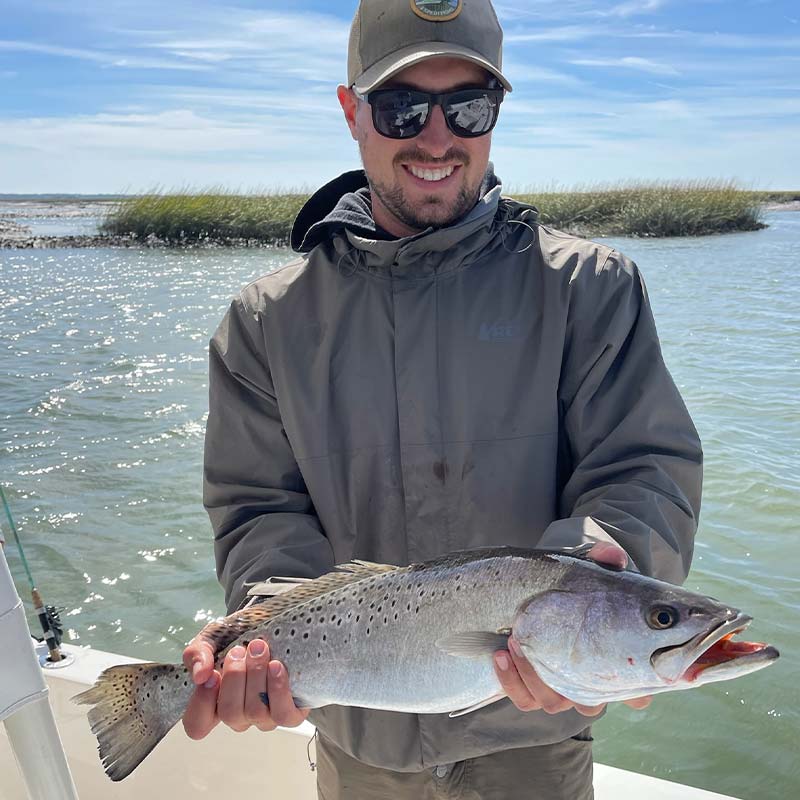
[[402, 164, 461, 184]]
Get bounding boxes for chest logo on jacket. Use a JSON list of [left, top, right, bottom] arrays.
[[479, 321, 522, 343]]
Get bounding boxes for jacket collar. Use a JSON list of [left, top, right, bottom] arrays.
[[291, 167, 506, 276]]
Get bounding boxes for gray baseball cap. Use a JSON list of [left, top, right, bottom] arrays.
[[348, 0, 512, 94]]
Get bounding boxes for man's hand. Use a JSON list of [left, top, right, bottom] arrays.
[[493, 541, 653, 716], [181, 637, 309, 740]]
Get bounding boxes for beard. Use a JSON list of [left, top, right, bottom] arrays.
[[361, 145, 483, 232]]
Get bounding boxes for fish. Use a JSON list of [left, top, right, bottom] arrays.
[[74, 545, 779, 781]]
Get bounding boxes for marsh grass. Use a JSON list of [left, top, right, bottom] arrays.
[[102, 180, 767, 244], [100, 188, 307, 245], [510, 180, 765, 237]]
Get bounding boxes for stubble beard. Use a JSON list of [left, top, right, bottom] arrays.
[[362, 145, 483, 232], [370, 177, 479, 232]]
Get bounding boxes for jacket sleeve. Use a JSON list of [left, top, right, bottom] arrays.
[[204, 295, 334, 613], [537, 250, 703, 583]]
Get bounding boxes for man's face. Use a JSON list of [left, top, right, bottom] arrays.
[[338, 57, 496, 238]]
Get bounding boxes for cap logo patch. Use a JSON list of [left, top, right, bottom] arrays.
[[410, 0, 463, 22]]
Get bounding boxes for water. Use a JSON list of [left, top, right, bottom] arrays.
[[1, 214, 798, 798]]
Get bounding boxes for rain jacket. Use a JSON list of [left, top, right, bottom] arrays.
[[203, 169, 703, 771]]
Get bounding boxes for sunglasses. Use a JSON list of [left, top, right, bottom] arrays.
[[358, 86, 505, 140]]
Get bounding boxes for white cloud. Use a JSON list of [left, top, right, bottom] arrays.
[[0, 39, 211, 71], [606, 0, 665, 18], [570, 56, 680, 75]]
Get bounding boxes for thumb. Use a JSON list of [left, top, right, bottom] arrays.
[[183, 638, 216, 685], [587, 541, 628, 570]]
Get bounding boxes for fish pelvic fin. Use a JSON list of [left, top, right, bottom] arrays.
[[73, 662, 192, 782], [435, 631, 510, 659]]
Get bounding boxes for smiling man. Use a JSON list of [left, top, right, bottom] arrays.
[[184, 1, 703, 798]]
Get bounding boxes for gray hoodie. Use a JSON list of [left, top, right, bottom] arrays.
[[203, 169, 702, 770]]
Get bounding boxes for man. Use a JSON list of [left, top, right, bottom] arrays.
[[183, 1, 702, 797]]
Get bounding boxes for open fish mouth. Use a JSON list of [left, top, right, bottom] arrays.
[[652, 613, 779, 683]]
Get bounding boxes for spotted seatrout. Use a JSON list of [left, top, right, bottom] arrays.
[[75, 546, 779, 781]]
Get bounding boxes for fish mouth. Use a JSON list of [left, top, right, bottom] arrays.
[[651, 613, 779, 683]]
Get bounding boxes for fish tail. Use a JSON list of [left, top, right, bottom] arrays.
[[73, 662, 193, 781]]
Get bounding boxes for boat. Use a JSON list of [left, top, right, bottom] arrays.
[[0, 548, 740, 799]]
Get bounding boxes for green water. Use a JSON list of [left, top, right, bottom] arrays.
[[1, 214, 798, 798]]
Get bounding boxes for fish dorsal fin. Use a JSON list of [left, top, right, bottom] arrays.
[[449, 693, 507, 718], [199, 560, 403, 654], [435, 631, 510, 660]]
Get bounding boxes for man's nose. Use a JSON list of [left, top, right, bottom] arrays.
[[415, 104, 454, 158]]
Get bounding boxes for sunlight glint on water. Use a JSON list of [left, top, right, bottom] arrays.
[[1, 213, 798, 798]]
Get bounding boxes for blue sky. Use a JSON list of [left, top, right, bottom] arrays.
[[0, 0, 798, 193]]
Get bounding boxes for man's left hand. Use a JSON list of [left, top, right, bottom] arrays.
[[492, 541, 653, 717]]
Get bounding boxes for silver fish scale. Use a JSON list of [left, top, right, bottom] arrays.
[[233, 553, 566, 714]]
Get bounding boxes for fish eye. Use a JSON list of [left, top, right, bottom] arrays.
[[647, 606, 679, 630]]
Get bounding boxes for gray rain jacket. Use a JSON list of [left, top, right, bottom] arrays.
[[204, 169, 702, 771]]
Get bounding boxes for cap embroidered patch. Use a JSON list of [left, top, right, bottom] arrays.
[[410, 0, 463, 22]]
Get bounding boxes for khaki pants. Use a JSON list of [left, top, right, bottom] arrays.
[[316, 731, 594, 800]]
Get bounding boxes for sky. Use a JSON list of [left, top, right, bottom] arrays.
[[0, 0, 798, 193]]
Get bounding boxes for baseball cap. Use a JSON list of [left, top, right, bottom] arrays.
[[348, 0, 512, 94]]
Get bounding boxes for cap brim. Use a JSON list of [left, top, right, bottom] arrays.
[[352, 42, 512, 94]]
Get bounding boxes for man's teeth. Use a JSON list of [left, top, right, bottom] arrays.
[[408, 165, 455, 182]]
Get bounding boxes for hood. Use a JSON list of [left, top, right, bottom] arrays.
[[291, 166, 503, 254]]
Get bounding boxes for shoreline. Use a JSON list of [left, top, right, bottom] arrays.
[[2, 199, 796, 251]]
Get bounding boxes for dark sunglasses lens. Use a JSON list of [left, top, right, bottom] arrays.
[[445, 90, 500, 137], [372, 91, 430, 139]]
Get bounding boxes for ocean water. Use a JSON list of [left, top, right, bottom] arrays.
[[1, 213, 798, 798]]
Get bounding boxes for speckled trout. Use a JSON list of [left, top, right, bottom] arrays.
[[75, 546, 778, 781]]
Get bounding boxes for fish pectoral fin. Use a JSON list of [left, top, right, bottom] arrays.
[[449, 693, 507, 718], [435, 631, 510, 659]]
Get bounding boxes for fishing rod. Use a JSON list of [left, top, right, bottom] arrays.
[[0, 484, 63, 662]]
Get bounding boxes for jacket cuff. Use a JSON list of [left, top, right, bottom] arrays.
[[538, 516, 635, 567]]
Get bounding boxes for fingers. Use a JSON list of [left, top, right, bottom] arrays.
[[624, 695, 653, 710], [587, 541, 628, 570], [266, 660, 310, 728], [182, 670, 220, 740], [243, 640, 275, 732], [493, 638, 608, 717], [183, 637, 216, 686], [217, 645, 249, 732], [507, 638, 576, 714], [494, 649, 542, 712], [574, 702, 606, 717]]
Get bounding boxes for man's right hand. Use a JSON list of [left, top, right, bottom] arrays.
[[181, 637, 309, 740]]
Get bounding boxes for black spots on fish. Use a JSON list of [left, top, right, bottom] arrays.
[[322, 634, 327, 642], [303, 632, 309, 639], [407, 603, 412, 611], [319, 616, 325, 623], [306, 617, 312, 624], [290, 629, 296, 637], [356, 615, 360, 623], [286, 648, 291, 656], [274, 628, 281, 636], [318, 652, 322, 659], [628, 657, 635, 666]]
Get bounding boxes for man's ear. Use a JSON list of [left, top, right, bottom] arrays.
[[337, 85, 359, 141]]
